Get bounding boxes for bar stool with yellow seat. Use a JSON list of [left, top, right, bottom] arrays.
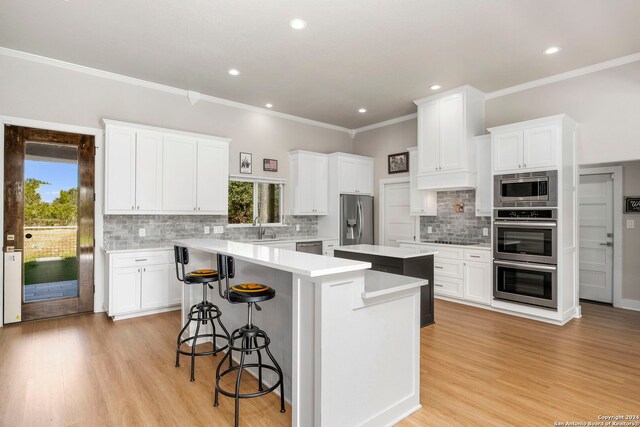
[[174, 245, 230, 382], [213, 253, 285, 427]]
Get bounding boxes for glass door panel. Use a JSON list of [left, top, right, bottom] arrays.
[[23, 141, 79, 303]]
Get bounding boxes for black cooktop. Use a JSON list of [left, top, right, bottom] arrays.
[[420, 240, 478, 246]]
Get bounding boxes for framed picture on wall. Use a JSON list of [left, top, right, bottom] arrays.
[[263, 158, 278, 172], [388, 151, 409, 174], [240, 152, 252, 174], [625, 196, 640, 213]]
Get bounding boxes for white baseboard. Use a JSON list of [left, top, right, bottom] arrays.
[[620, 298, 640, 312], [111, 305, 180, 321]]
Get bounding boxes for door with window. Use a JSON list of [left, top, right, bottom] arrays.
[[4, 126, 94, 321]]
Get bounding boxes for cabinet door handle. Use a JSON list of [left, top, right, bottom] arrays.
[[469, 255, 481, 258], [435, 284, 443, 287], [138, 268, 141, 272], [518, 165, 522, 168], [435, 265, 444, 269], [135, 258, 148, 262], [143, 268, 146, 272], [132, 206, 134, 210], [523, 164, 527, 168]]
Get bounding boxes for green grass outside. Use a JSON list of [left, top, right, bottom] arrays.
[[24, 257, 78, 285]]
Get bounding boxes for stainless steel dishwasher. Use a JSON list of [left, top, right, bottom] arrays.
[[296, 241, 322, 255]]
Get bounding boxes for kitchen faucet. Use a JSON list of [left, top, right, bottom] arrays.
[[253, 216, 264, 240]]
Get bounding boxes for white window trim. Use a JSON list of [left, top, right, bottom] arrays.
[[228, 176, 285, 227]]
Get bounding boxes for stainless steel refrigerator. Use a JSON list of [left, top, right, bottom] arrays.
[[340, 194, 374, 246]]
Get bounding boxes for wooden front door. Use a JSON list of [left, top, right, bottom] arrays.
[[4, 125, 95, 321]]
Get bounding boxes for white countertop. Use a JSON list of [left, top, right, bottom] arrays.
[[174, 238, 370, 277], [103, 247, 172, 254], [247, 236, 338, 244], [397, 240, 491, 250], [362, 270, 428, 298], [334, 244, 438, 259]]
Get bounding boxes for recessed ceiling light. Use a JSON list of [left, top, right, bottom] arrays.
[[545, 46, 560, 55], [358, 108, 367, 113], [265, 103, 273, 108], [289, 18, 307, 30], [228, 68, 240, 76], [430, 84, 441, 91]]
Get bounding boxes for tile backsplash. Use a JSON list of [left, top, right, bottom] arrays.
[[103, 215, 318, 251], [420, 190, 491, 243]]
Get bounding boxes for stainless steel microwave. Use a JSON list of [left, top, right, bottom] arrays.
[[494, 170, 557, 207]]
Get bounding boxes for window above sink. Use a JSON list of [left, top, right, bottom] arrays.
[[228, 175, 285, 227]]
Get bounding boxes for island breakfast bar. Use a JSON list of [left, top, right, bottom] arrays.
[[174, 239, 428, 427]]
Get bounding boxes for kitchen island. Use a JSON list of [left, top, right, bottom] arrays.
[[175, 239, 428, 427], [333, 244, 437, 326]]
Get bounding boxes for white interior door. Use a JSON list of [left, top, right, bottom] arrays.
[[383, 182, 413, 247], [579, 173, 614, 303]]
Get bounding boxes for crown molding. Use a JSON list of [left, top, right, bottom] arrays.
[[485, 51, 640, 100], [353, 113, 418, 135], [0, 46, 351, 134]]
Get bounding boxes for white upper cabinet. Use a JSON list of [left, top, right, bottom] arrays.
[[523, 125, 558, 170], [162, 135, 197, 212], [408, 147, 436, 216], [414, 86, 485, 190], [105, 127, 136, 212], [474, 135, 491, 217], [196, 139, 229, 214], [290, 151, 328, 215], [135, 131, 163, 211], [417, 100, 439, 173], [438, 94, 465, 171], [333, 153, 374, 195], [103, 120, 230, 215], [491, 120, 561, 173]]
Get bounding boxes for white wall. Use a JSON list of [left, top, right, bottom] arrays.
[[0, 53, 353, 319], [353, 60, 640, 305], [0, 54, 353, 180], [485, 61, 640, 166], [621, 161, 640, 302], [352, 120, 415, 244]]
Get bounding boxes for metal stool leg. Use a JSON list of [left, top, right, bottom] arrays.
[[254, 336, 264, 391], [175, 312, 192, 368], [234, 338, 247, 427], [190, 307, 203, 382], [263, 332, 286, 413]]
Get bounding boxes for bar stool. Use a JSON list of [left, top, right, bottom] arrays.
[[213, 254, 285, 427], [174, 245, 230, 382]]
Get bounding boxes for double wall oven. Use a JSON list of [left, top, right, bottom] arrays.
[[493, 173, 559, 310]]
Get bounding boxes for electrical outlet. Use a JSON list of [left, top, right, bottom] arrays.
[[427, 226, 433, 234], [213, 226, 224, 234], [138, 228, 145, 237], [627, 220, 635, 229], [296, 224, 301, 231], [204, 226, 210, 234], [482, 227, 489, 237]]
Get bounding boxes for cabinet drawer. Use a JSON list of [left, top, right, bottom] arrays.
[[464, 250, 490, 262], [433, 276, 463, 298], [112, 252, 171, 268], [433, 258, 463, 278], [432, 247, 464, 260]]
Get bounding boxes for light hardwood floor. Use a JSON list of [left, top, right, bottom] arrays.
[[1, 300, 638, 426]]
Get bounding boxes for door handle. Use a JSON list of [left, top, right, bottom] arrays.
[[599, 242, 613, 247]]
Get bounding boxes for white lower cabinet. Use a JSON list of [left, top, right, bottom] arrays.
[[140, 264, 170, 310], [463, 260, 491, 305], [322, 239, 338, 256], [399, 243, 491, 306], [108, 250, 180, 319], [111, 266, 142, 315]]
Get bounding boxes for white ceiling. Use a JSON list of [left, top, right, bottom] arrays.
[[1, 0, 639, 129]]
